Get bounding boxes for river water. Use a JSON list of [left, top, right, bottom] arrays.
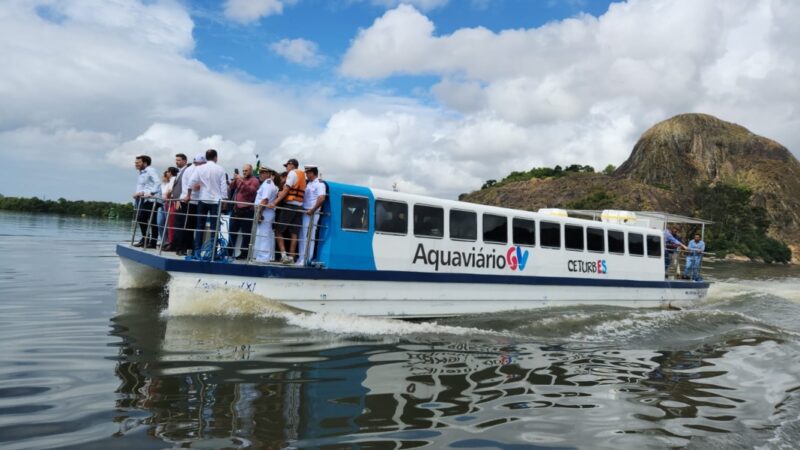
[[1, 211, 800, 449]]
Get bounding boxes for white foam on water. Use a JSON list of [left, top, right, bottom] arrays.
[[707, 277, 800, 303], [164, 279, 495, 337], [164, 281, 298, 317], [280, 311, 491, 336]]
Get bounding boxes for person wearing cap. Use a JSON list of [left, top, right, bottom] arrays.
[[188, 149, 227, 255], [296, 165, 326, 265], [253, 166, 279, 262], [132, 155, 160, 248], [175, 153, 205, 255], [227, 163, 261, 259], [267, 158, 306, 264]]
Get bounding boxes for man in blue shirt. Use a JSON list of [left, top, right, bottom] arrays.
[[684, 233, 706, 281], [133, 155, 160, 248], [664, 227, 686, 275]]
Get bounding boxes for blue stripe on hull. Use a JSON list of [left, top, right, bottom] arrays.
[[117, 245, 710, 290]]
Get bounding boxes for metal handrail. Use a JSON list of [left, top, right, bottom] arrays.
[[129, 197, 327, 266]]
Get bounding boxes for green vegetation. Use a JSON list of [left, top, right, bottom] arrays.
[[694, 183, 791, 263], [602, 164, 616, 175], [565, 190, 616, 210], [481, 164, 596, 190], [0, 195, 134, 220]]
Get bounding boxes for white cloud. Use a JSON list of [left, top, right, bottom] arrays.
[[270, 38, 323, 67], [366, 0, 450, 12], [223, 0, 287, 23], [0, 0, 323, 201], [338, 0, 800, 184]]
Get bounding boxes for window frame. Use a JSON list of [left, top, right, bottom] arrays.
[[482, 213, 508, 244], [512, 217, 536, 247], [374, 199, 408, 236], [449, 208, 477, 242], [646, 234, 662, 258], [540, 221, 561, 249], [587, 227, 605, 253], [564, 224, 585, 252], [413, 203, 445, 239], [607, 229, 625, 255], [628, 232, 645, 256], [340, 195, 370, 233]]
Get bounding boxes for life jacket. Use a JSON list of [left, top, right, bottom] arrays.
[[286, 169, 307, 203]]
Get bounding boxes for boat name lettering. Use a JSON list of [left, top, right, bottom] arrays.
[[194, 278, 257, 292], [412, 243, 528, 272], [567, 259, 608, 274]]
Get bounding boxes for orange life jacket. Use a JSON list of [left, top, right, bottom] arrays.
[[286, 169, 306, 203]]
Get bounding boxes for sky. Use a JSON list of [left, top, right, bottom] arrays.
[[1, 0, 798, 203]]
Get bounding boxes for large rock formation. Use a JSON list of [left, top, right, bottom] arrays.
[[616, 114, 800, 251], [462, 113, 800, 261]]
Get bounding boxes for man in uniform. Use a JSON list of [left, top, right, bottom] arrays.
[[296, 165, 326, 266], [254, 166, 279, 262]]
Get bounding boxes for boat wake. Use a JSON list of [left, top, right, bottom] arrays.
[[164, 280, 496, 337]]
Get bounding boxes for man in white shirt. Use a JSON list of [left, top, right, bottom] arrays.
[[253, 167, 279, 262], [296, 165, 327, 265], [176, 154, 203, 256], [133, 155, 160, 248], [188, 149, 228, 255]]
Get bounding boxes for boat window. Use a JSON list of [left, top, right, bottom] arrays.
[[540, 221, 561, 248], [374, 200, 407, 235], [450, 209, 477, 241], [414, 204, 444, 238], [513, 218, 536, 247], [587, 227, 604, 252], [608, 230, 625, 254], [565, 225, 584, 251], [628, 233, 644, 256], [341, 195, 369, 232], [483, 214, 507, 244], [647, 235, 662, 258]]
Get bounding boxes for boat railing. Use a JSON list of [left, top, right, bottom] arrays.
[[665, 247, 713, 281], [129, 197, 328, 267]]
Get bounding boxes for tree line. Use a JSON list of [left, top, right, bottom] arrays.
[[0, 195, 134, 220]]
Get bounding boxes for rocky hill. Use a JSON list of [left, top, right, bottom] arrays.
[[462, 113, 800, 262]]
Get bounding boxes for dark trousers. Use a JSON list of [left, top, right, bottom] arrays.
[[173, 202, 197, 252], [136, 200, 158, 245], [194, 202, 220, 252], [229, 207, 255, 257]]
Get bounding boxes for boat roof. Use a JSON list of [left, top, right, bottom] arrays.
[[566, 210, 713, 225]]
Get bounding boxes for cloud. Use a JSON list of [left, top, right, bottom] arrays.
[[365, 0, 450, 12], [338, 0, 800, 181], [270, 38, 323, 67], [0, 0, 322, 201], [223, 0, 288, 23]]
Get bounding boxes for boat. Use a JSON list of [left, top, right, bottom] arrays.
[[117, 181, 711, 318]]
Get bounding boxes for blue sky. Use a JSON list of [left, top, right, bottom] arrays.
[[1, 0, 798, 202]]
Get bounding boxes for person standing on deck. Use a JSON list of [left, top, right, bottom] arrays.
[[227, 164, 261, 259], [267, 158, 305, 264], [177, 154, 204, 256], [189, 149, 227, 255], [664, 226, 687, 275], [253, 166, 279, 262], [133, 155, 159, 248], [684, 233, 705, 281], [296, 165, 326, 266]]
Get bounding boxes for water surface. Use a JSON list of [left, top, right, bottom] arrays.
[[1, 211, 799, 449]]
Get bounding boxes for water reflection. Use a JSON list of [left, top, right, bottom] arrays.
[[110, 290, 800, 448]]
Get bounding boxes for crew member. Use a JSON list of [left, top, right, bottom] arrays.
[[267, 158, 305, 264]]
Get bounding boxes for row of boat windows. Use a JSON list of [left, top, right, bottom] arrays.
[[341, 196, 663, 257]]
